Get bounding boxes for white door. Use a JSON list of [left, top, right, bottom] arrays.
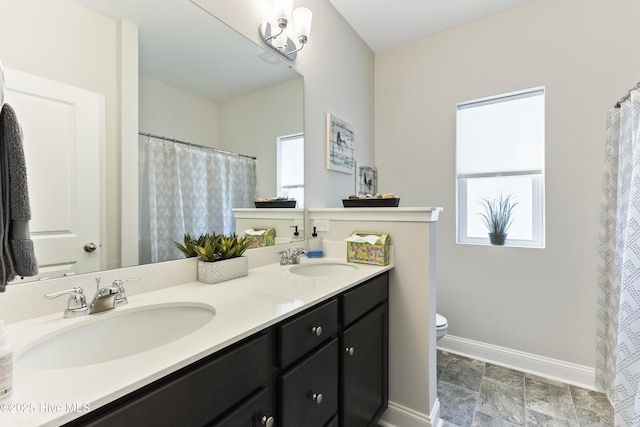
[[4, 68, 104, 281]]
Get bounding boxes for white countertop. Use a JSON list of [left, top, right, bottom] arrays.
[[3, 258, 392, 426]]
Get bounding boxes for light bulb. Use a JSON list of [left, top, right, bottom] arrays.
[[293, 7, 312, 39], [273, 0, 293, 23]]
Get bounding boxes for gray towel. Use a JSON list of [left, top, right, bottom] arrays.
[[0, 104, 38, 292]]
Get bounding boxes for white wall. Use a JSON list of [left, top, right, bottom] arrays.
[[220, 78, 303, 198], [139, 76, 221, 147], [375, 0, 640, 370]]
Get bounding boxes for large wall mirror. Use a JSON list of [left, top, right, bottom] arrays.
[[0, 0, 304, 283]]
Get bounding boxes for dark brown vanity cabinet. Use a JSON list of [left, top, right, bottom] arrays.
[[65, 271, 388, 427], [340, 272, 389, 427], [66, 332, 273, 427]]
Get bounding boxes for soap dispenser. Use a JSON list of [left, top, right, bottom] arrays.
[[307, 227, 324, 258], [290, 225, 304, 243]]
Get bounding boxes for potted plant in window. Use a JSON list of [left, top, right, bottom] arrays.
[[478, 193, 518, 246], [175, 233, 251, 284]]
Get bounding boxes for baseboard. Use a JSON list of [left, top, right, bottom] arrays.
[[379, 399, 442, 427], [438, 335, 596, 390]]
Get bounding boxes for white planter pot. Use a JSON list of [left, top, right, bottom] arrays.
[[197, 257, 249, 284]]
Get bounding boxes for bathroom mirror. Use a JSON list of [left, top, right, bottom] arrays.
[[1, 0, 304, 282]]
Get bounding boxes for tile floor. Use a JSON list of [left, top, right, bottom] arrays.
[[437, 350, 614, 426]]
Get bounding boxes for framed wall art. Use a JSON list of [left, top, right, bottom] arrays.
[[326, 113, 355, 174], [356, 163, 377, 195]]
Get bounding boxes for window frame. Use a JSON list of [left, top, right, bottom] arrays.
[[276, 132, 304, 207], [455, 87, 545, 248]]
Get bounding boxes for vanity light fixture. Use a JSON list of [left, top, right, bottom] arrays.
[[259, 0, 312, 61]]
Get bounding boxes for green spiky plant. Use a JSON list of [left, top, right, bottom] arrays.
[[193, 233, 250, 262], [478, 193, 518, 237], [173, 233, 207, 258]]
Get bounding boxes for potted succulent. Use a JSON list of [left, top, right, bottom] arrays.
[[192, 233, 251, 284], [172, 233, 207, 258], [478, 193, 518, 246]]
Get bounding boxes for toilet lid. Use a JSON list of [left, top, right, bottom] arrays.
[[436, 313, 448, 329]]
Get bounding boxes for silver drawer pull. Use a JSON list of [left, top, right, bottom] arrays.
[[345, 346, 355, 356], [311, 326, 323, 336], [261, 415, 275, 427], [312, 393, 323, 404]]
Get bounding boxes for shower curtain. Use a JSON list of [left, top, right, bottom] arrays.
[[597, 87, 640, 427], [139, 136, 257, 264]]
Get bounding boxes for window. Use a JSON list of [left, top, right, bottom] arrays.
[[456, 87, 545, 247], [277, 133, 304, 208]]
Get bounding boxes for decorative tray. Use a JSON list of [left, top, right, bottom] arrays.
[[342, 198, 400, 208], [254, 200, 297, 208]]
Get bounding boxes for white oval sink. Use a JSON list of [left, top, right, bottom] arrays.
[[289, 262, 358, 277], [17, 303, 215, 370]]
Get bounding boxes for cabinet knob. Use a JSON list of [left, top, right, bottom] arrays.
[[311, 326, 323, 336], [312, 392, 323, 404], [261, 415, 275, 427], [345, 346, 355, 356]]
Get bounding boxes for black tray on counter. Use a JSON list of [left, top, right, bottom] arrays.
[[342, 198, 400, 208], [254, 200, 297, 208]]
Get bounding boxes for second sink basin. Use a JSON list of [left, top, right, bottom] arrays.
[[17, 303, 215, 370], [289, 262, 359, 277]]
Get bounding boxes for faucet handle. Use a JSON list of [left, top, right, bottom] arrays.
[[112, 277, 140, 286], [111, 277, 140, 306], [277, 249, 291, 265], [44, 287, 88, 318]]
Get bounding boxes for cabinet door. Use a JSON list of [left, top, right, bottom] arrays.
[[213, 388, 274, 427], [280, 338, 338, 427], [341, 303, 388, 427], [73, 333, 269, 427]]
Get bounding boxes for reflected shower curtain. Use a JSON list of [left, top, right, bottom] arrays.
[[139, 137, 257, 264], [598, 88, 640, 427]]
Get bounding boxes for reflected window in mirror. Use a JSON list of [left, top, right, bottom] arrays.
[[277, 133, 304, 208]]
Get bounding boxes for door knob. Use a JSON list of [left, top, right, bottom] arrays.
[[84, 243, 97, 253]]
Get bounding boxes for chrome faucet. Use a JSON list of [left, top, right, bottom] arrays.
[[44, 277, 140, 318], [277, 248, 307, 265]]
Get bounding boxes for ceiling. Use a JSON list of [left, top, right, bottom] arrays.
[[328, 0, 532, 52]]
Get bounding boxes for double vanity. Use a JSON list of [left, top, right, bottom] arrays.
[[4, 257, 392, 426]]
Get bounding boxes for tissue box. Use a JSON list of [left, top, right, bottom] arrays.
[[347, 232, 390, 266], [245, 227, 275, 248]]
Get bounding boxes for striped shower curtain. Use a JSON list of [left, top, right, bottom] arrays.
[[597, 87, 640, 427], [138, 136, 257, 264]]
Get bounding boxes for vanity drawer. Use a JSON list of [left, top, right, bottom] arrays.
[[279, 338, 338, 427], [278, 298, 338, 368], [75, 333, 269, 427], [214, 388, 273, 427], [341, 272, 389, 327]]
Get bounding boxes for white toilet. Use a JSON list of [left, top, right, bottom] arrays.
[[436, 313, 448, 341]]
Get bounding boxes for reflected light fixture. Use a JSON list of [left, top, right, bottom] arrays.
[[259, 0, 312, 61]]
